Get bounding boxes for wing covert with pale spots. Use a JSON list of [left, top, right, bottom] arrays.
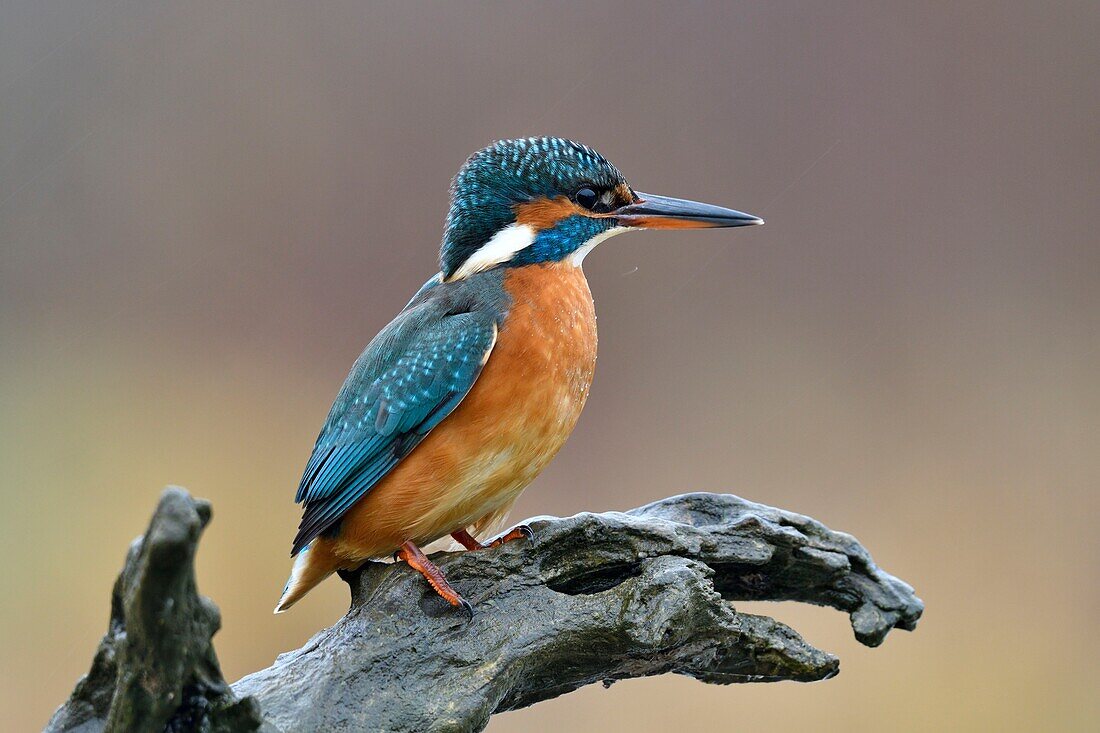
[[291, 286, 500, 556]]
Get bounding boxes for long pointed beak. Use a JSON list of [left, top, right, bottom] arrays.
[[614, 192, 763, 229]]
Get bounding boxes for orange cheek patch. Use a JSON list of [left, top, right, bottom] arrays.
[[615, 183, 635, 203], [514, 196, 587, 230]]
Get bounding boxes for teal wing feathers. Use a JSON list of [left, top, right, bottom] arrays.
[[291, 295, 498, 556]]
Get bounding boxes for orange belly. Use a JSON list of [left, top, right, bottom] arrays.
[[328, 262, 597, 563]]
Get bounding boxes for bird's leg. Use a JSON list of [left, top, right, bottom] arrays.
[[450, 528, 486, 551], [450, 525, 534, 551], [395, 541, 472, 617]]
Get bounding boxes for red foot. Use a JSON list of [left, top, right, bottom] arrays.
[[450, 528, 485, 551], [396, 540, 472, 618], [450, 524, 534, 551]]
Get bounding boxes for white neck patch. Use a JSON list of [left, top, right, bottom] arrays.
[[448, 223, 535, 281], [449, 221, 634, 280], [567, 225, 632, 267]]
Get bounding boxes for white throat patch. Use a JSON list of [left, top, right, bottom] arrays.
[[449, 222, 634, 280], [567, 225, 631, 267], [448, 223, 536, 281]]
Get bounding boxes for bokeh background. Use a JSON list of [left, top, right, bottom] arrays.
[[2, 2, 1097, 730]]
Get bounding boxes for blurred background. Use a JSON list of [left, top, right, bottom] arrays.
[[2, 2, 1097, 730]]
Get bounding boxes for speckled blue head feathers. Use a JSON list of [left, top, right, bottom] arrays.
[[441, 137, 631, 279], [439, 137, 764, 281]]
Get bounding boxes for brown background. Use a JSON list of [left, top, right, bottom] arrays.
[[2, 2, 1097, 730]]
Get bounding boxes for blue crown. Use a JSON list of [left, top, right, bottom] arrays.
[[441, 138, 626, 277]]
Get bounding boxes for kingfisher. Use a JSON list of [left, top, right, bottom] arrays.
[[275, 137, 762, 614]]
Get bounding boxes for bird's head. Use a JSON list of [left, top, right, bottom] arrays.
[[440, 137, 762, 281]]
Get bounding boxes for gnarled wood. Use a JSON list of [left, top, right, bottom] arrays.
[[48, 489, 922, 733], [45, 488, 261, 733]]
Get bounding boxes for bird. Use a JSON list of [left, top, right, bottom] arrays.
[[275, 137, 762, 614]]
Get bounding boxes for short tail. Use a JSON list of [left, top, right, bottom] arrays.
[[273, 542, 333, 613]]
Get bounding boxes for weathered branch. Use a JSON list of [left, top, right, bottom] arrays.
[[45, 488, 262, 733], [48, 489, 922, 733]]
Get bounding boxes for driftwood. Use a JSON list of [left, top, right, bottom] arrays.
[[47, 487, 922, 732], [45, 489, 261, 733]]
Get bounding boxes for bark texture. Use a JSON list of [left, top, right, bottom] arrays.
[[45, 488, 262, 733], [48, 489, 923, 733]]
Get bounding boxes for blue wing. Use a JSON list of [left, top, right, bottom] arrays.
[[291, 296, 498, 555]]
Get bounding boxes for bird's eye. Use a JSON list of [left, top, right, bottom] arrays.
[[573, 187, 599, 210]]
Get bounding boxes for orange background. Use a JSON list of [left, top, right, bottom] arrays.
[[2, 3, 1097, 731]]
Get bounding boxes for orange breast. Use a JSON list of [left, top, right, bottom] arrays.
[[330, 262, 597, 562]]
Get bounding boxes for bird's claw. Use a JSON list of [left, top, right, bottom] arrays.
[[488, 524, 534, 549]]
